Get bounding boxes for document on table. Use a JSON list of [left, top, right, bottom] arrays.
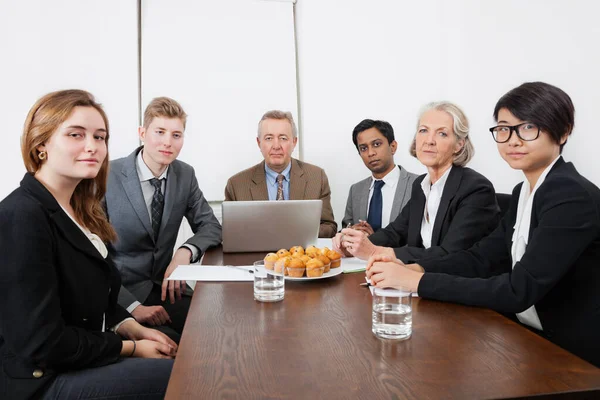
[[167, 265, 254, 281], [342, 257, 367, 273]]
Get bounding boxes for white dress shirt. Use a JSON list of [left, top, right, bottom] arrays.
[[131, 151, 198, 313], [419, 166, 452, 249], [366, 165, 400, 229], [511, 155, 561, 331]]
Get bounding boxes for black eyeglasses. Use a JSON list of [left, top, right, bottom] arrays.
[[489, 122, 540, 143]]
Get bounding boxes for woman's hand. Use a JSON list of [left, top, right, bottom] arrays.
[[340, 228, 394, 260], [366, 254, 424, 292], [122, 339, 177, 359], [117, 319, 178, 351], [332, 232, 352, 257]]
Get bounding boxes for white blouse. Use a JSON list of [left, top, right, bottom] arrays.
[[511, 155, 561, 331], [420, 166, 452, 249]]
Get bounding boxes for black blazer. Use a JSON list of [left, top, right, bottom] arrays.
[[368, 166, 500, 262], [0, 174, 130, 400], [418, 158, 600, 367]]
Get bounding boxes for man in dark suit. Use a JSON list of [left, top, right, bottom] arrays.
[[105, 97, 222, 342], [341, 119, 418, 235], [224, 110, 337, 238]]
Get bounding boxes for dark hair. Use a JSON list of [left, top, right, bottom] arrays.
[[352, 119, 395, 152], [493, 82, 575, 152]]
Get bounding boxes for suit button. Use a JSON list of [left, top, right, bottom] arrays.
[[33, 369, 44, 378]]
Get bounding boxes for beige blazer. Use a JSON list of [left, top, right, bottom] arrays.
[[224, 158, 337, 238]]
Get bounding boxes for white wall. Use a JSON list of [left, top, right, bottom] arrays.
[[296, 0, 600, 226], [141, 0, 298, 201], [0, 0, 139, 201]]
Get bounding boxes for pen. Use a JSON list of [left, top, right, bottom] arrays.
[[359, 282, 372, 287], [226, 265, 254, 274]]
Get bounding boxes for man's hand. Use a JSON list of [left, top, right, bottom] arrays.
[[131, 305, 171, 326], [162, 247, 191, 304]]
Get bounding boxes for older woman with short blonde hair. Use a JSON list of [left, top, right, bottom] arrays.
[[333, 101, 499, 263]]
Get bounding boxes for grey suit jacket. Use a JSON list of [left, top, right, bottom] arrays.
[[341, 165, 418, 229], [105, 147, 222, 309]]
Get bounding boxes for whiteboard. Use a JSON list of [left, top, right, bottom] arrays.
[[141, 0, 299, 201], [0, 0, 140, 202]]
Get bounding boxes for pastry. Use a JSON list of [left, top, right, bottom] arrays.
[[287, 258, 306, 277], [277, 249, 291, 258], [327, 250, 342, 268], [305, 258, 325, 277], [274, 256, 292, 275], [316, 255, 331, 273], [264, 253, 278, 270]]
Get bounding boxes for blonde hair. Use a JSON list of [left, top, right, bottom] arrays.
[[409, 101, 474, 167], [21, 89, 116, 242], [257, 110, 297, 138], [143, 97, 187, 129]]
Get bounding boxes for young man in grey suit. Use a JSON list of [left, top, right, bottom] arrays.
[[341, 119, 417, 235], [104, 97, 222, 342]]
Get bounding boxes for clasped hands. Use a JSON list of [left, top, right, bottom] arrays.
[[117, 319, 177, 359], [332, 226, 394, 260], [365, 254, 424, 293]]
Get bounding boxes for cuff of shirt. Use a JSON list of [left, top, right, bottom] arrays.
[[110, 317, 135, 334], [126, 301, 141, 314], [181, 244, 201, 263]]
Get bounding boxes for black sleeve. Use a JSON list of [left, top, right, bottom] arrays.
[[369, 196, 410, 248], [417, 178, 600, 313], [394, 177, 500, 262], [0, 204, 123, 370]]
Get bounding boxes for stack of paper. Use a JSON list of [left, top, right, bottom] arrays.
[[342, 257, 367, 273], [167, 265, 254, 282]]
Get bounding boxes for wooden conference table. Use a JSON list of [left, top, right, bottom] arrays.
[[166, 247, 600, 399]]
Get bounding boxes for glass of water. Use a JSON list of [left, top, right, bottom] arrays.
[[254, 260, 285, 302], [372, 288, 412, 340]]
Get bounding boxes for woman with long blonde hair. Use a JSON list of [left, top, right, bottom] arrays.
[[0, 90, 176, 399]]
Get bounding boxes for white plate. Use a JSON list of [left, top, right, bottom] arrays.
[[285, 266, 343, 281]]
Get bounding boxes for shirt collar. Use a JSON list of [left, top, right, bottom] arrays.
[[369, 165, 399, 190], [265, 162, 291, 184], [136, 149, 168, 182], [421, 165, 452, 195]]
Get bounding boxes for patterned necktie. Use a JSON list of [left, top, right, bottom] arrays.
[[149, 178, 164, 241], [367, 180, 385, 231], [276, 174, 285, 201]]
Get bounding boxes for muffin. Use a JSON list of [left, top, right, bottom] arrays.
[[305, 258, 325, 278], [316, 255, 331, 273], [300, 255, 312, 264], [277, 249, 291, 258], [290, 246, 305, 256], [274, 256, 292, 275], [320, 247, 331, 256], [327, 250, 342, 268], [305, 245, 319, 258], [286, 258, 306, 278], [264, 253, 278, 270]]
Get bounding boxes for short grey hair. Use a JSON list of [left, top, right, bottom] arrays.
[[409, 101, 474, 167], [257, 110, 298, 138]]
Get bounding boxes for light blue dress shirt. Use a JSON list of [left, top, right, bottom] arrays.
[[265, 162, 291, 200]]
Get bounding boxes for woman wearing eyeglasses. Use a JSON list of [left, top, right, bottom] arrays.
[[367, 82, 600, 367]]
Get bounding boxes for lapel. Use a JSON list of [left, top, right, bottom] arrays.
[[289, 159, 307, 200], [119, 147, 155, 241], [408, 176, 425, 246], [20, 173, 108, 264], [390, 166, 409, 218], [160, 164, 178, 238], [358, 178, 371, 221], [250, 161, 269, 200], [431, 166, 462, 245]]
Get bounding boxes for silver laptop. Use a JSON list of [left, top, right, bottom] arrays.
[[221, 200, 322, 253]]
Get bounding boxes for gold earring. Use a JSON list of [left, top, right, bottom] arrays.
[[38, 151, 46, 160]]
